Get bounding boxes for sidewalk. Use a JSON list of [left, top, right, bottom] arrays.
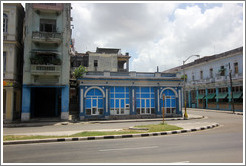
[[3, 114, 204, 128], [3, 114, 220, 145]]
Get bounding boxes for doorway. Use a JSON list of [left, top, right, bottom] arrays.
[[31, 88, 61, 118]]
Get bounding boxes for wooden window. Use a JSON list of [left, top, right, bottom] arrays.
[[234, 62, 238, 74]]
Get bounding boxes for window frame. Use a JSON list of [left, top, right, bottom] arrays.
[[3, 52, 6, 72], [3, 13, 8, 33], [234, 62, 238, 74]]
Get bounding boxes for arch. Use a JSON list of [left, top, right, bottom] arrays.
[[160, 87, 178, 98], [84, 86, 105, 98]]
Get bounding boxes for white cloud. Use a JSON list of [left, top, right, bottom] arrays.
[[71, 2, 243, 72]]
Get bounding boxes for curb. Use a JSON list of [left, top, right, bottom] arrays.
[[3, 116, 205, 128], [3, 123, 219, 145]]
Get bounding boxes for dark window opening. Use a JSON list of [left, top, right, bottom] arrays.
[[40, 19, 56, 32], [220, 66, 225, 76], [3, 52, 6, 72], [200, 71, 203, 79], [234, 62, 238, 74], [210, 68, 213, 78], [3, 13, 8, 33], [94, 60, 98, 67]]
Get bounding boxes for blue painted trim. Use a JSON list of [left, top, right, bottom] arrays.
[[132, 86, 137, 115], [61, 85, 69, 113], [129, 86, 133, 115], [22, 86, 31, 113], [22, 84, 67, 88], [154, 87, 159, 115], [188, 90, 191, 108]]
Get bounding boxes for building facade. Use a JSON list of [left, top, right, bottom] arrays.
[[21, 3, 72, 121], [164, 47, 243, 112], [3, 3, 25, 122], [71, 48, 183, 120]]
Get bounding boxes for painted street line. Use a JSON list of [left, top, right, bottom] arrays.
[[99, 146, 159, 152]]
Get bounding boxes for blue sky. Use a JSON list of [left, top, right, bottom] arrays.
[[71, 2, 243, 72], [19, 1, 244, 72]]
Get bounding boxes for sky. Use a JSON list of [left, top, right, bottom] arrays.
[[21, 1, 244, 72]]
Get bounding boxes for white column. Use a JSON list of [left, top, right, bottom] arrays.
[[106, 88, 108, 113], [80, 89, 83, 113]]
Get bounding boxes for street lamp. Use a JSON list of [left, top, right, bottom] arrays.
[[183, 55, 200, 120], [227, 63, 235, 114]]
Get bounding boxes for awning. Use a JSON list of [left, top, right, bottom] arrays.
[[216, 92, 228, 99], [207, 93, 216, 99], [228, 92, 243, 99], [197, 94, 205, 99]]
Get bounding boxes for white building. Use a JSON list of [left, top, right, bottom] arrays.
[[163, 47, 243, 112]]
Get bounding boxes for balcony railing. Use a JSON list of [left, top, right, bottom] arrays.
[[32, 31, 62, 44], [83, 71, 179, 79], [31, 64, 61, 75]]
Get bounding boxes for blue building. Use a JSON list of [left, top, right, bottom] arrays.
[[71, 48, 183, 120]]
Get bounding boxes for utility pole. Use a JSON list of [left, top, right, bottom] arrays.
[[229, 63, 235, 114], [162, 94, 165, 124]]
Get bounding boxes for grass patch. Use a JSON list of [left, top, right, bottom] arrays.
[[3, 135, 67, 141], [70, 130, 143, 137], [3, 123, 183, 141], [135, 123, 183, 132]]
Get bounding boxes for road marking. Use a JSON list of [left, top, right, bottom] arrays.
[[99, 146, 159, 152], [172, 161, 190, 163]]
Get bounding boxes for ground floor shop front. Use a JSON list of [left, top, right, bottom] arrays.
[[21, 85, 69, 121], [186, 86, 243, 112], [78, 85, 183, 120], [3, 85, 22, 122]]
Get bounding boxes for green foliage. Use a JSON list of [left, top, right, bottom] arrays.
[[181, 74, 187, 81], [135, 123, 183, 132], [73, 65, 87, 79]]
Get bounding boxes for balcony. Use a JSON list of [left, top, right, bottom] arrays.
[[32, 31, 62, 44], [31, 64, 61, 76], [215, 75, 227, 82], [32, 3, 63, 14], [232, 73, 243, 79]]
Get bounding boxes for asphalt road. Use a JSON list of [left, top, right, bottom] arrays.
[[3, 109, 244, 164]]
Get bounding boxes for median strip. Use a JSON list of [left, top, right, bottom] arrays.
[[3, 123, 219, 145]]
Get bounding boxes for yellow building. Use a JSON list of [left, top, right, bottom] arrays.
[[2, 3, 24, 122]]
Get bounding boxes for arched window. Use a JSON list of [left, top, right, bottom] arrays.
[[161, 88, 177, 115], [3, 13, 8, 33], [85, 88, 104, 115]]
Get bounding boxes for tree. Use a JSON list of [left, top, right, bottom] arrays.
[[72, 65, 87, 79]]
